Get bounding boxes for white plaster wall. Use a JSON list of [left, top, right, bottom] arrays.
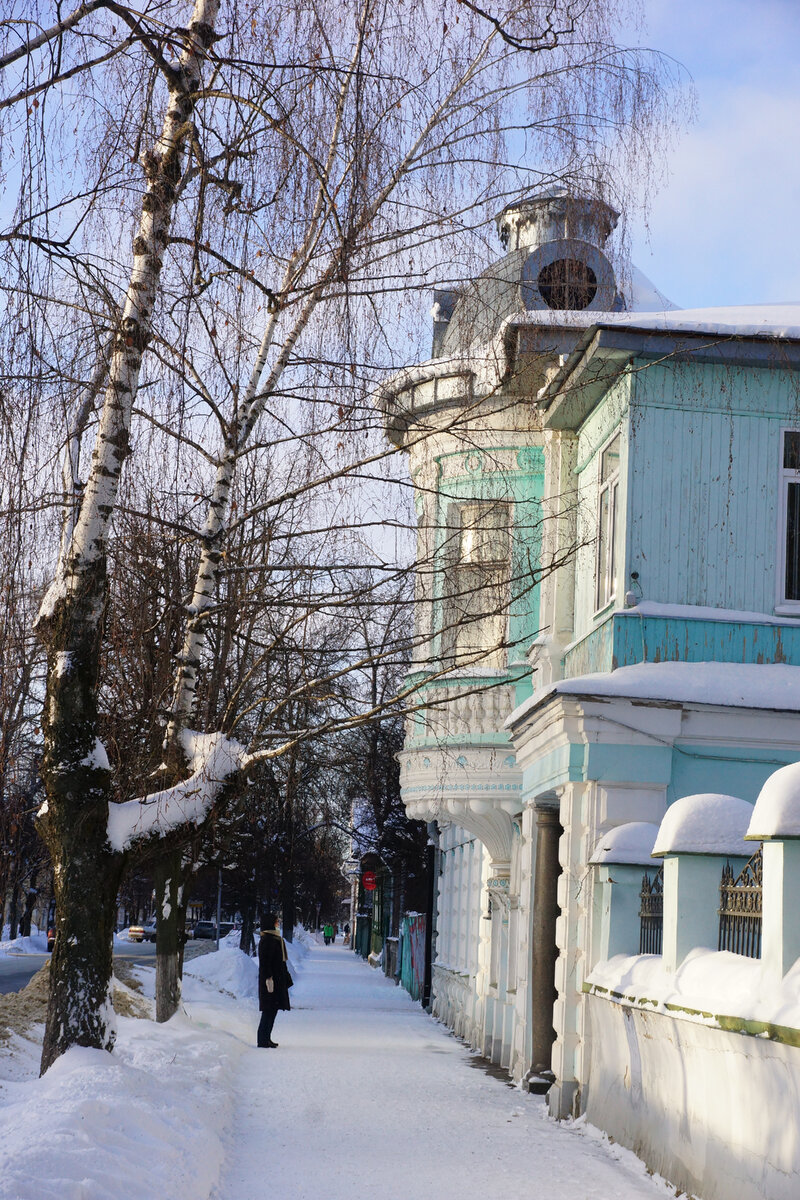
[[510, 807, 535, 1080], [431, 824, 487, 1046], [431, 820, 529, 1069], [585, 995, 800, 1200]]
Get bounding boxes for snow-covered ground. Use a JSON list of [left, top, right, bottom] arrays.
[[0, 925, 149, 957], [0, 928, 48, 956], [0, 934, 684, 1200]]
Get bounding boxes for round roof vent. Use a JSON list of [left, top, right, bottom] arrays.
[[537, 258, 598, 310], [521, 239, 618, 313]]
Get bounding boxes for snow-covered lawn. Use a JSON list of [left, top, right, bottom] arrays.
[[0, 929, 48, 956], [0, 925, 152, 956], [0, 935, 684, 1200]]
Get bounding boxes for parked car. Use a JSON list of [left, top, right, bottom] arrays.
[[128, 924, 145, 943], [191, 919, 236, 940], [191, 920, 217, 940], [142, 920, 157, 943]]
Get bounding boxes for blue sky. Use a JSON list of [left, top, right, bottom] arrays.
[[627, 0, 800, 309]]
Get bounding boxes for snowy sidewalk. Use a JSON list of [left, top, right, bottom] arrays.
[[0, 940, 679, 1200], [209, 943, 672, 1200]]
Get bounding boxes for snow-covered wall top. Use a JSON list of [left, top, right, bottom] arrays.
[[747, 762, 800, 840], [589, 821, 659, 865], [507, 661, 800, 730], [652, 793, 753, 857], [587, 946, 800, 1034]]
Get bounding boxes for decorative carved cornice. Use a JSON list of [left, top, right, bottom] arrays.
[[401, 745, 520, 866]]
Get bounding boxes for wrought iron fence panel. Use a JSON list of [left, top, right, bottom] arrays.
[[639, 867, 664, 955], [718, 847, 762, 959]]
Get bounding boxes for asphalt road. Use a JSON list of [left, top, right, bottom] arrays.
[[0, 939, 166, 996]]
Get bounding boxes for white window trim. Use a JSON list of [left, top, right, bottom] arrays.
[[594, 430, 621, 616], [776, 426, 800, 614]]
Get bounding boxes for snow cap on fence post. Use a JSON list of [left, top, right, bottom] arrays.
[[747, 763, 800, 978], [653, 794, 752, 973], [589, 823, 660, 962]]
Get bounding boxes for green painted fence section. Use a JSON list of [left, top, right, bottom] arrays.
[[399, 913, 427, 1002]]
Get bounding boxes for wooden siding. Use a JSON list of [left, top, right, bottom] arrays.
[[564, 611, 800, 677], [626, 360, 800, 615]]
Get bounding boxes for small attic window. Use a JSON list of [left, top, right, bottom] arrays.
[[537, 258, 597, 310]]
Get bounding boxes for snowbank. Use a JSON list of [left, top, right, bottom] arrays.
[[184, 943, 258, 1000], [182, 929, 310, 1003], [0, 928, 48, 957], [0, 1025, 238, 1200]]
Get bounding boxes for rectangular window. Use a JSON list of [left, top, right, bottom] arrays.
[[595, 432, 621, 612], [443, 501, 510, 668], [780, 431, 800, 604]]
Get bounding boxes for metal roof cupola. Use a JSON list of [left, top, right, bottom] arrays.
[[433, 188, 623, 358]]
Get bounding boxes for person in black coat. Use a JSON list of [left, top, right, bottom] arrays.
[[257, 912, 293, 1048]]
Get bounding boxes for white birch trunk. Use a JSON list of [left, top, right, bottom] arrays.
[[36, 0, 221, 1075]]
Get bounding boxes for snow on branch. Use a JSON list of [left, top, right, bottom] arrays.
[[107, 729, 246, 853]]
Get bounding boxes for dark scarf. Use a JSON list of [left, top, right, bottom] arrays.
[[261, 928, 287, 960]]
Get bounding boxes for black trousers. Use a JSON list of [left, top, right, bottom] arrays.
[[258, 999, 280, 1046]]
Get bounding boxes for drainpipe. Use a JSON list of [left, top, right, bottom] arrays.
[[422, 822, 438, 1010], [526, 796, 563, 1093]]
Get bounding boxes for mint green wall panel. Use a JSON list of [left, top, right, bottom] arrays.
[[585, 743, 673, 784], [626, 361, 799, 616], [521, 741, 586, 796], [668, 744, 800, 806]]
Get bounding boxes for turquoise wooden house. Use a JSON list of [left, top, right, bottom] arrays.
[[379, 189, 800, 1124], [508, 304, 800, 1114]]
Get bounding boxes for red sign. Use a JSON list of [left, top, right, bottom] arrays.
[[362, 870, 377, 892]]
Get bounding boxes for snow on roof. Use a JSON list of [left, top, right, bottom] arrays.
[[746, 762, 800, 840], [618, 600, 800, 628], [503, 301, 800, 342], [589, 821, 659, 865], [507, 661, 800, 729], [626, 265, 678, 313], [378, 299, 800, 416], [652, 794, 753, 857]]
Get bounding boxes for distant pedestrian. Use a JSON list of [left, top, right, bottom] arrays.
[[258, 912, 293, 1049], [323, 922, 333, 945]]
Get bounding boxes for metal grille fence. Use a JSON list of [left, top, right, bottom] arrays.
[[718, 847, 762, 959], [639, 867, 664, 955]]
